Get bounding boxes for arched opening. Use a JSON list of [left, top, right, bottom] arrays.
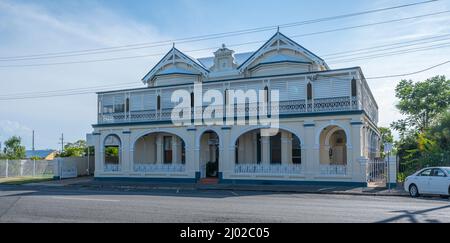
[[156, 95, 161, 111], [133, 132, 186, 172], [104, 134, 121, 172], [319, 126, 347, 175], [307, 82, 313, 100], [199, 131, 220, 178], [351, 78, 357, 97], [234, 129, 302, 175]]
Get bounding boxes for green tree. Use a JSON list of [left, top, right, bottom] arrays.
[[379, 127, 394, 158], [391, 76, 450, 134], [60, 140, 87, 157], [2, 136, 26, 159]]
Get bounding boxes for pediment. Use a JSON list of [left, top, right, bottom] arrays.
[[142, 47, 209, 84], [238, 31, 329, 72]]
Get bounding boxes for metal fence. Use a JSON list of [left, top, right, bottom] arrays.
[[0, 159, 54, 178]]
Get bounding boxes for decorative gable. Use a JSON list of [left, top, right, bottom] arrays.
[[238, 31, 329, 74], [142, 47, 209, 86]]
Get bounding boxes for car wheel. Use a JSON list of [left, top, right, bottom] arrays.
[[409, 184, 420, 198]]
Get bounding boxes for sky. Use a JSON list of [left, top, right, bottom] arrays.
[[0, 0, 449, 150]]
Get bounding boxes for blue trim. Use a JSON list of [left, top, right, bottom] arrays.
[[219, 179, 366, 187], [303, 123, 315, 127], [221, 126, 232, 130], [98, 67, 362, 95], [154, 72, 200, 78], [92, 110, 367, 128], [53, 176, 60, 180], [187, 128, 197, 131], [238, 31, 327, 70], [122, 131, 131, 134], [94, 177, 197, 183], [92, 132, 101, 136], [195, 172, 201, 182], [388, 183, 397, 188], [141, 47, 209, 83], [248, 60, 312, 71], [218, 172, 224, 180], [350, 121, 364, 125]]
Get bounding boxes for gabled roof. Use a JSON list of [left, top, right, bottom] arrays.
[[141, 47, 210, 84], [26, 150, 56, 159], [238, 31, 329, 72]]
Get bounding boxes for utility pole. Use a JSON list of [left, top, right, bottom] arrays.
[[32, 130, 35, 152], [59, 133, 64, 153]]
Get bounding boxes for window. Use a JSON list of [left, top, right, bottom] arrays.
[[292, 136, 302, 164], [432, 169, 446, 177], [157, 95, 161, 111], [307, 82, 313, 100], [224, 89, 228, 105], [351, 78, 357, 97], [125, 98, 130, 112], [163, 136, 172, 164], [270, 133, 281, 164], [264, 86, 269, 103], [419, 169, 432, 176], [114, 103, 125, 113], [190, 92, 194, 108]]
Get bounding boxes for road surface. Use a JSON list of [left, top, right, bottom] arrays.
[[0, 185, 449, 223]]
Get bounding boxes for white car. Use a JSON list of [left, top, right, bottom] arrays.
[[404, 167, 450, 198]]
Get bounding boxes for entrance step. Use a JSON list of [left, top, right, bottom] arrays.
[[198, 178, 219, 185]]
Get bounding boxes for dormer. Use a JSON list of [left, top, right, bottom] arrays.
[[210, 44, 237, 72]]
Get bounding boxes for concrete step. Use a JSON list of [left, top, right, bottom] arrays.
[[198, 178, 219, 185]]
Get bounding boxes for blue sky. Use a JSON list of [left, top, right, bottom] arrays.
[[0, 0, 449, 150]]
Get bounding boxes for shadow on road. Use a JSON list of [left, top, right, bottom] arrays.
[[376, 204, 450, 223]]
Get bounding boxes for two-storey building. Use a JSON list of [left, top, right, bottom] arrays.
[[91, 31, 381, 186]]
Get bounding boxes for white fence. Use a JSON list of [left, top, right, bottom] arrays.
[[53, 156, 95, 179], [0, 159, 54, 178], [234, 164, 303, 175]]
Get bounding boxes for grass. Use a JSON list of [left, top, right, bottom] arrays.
[[0, 176, 53, 185]]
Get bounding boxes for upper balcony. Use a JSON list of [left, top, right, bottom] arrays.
[[95, 68, 379, 126]]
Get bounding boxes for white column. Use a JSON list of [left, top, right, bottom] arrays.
[[156, 134, 163, 164], [281, 132, 290, 165], [172, 136, 180, 164], [261, 134, 271, 164]]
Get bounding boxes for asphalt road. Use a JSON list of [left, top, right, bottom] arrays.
[[0, 185, 449, 223]]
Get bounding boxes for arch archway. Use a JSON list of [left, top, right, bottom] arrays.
[[319, 125, 347, 165], [234, 128, 302, 165], [103, 134, 122, 172], [133, 132, 186, 172]]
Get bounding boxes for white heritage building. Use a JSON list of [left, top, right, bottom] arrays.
[[91, 31, 381, 186]]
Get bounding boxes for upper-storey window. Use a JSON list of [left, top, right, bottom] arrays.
[[264, 86, 269, 103], [125, 98, 129, 112], [307, 83, 313, 100], [224, 89, 228, 105], [190, 92, 194, 108], [351, 78, 357, 97], [157, 95, 161, 111]]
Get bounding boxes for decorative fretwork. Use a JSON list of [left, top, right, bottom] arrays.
[[104, 164, 121, 172], [313, 97, 352, 112], [234, 164, 302, 175], [319, 164, 347, 175], [133, 164, 185, 173]]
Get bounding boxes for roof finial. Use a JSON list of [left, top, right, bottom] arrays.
[[277, 26, 280, 33], [222, 43, 226, 49], [172, 42, 175, 49]]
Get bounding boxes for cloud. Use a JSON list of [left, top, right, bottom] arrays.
[[0, 120, 32, 149], [0, 0, 173, 149]]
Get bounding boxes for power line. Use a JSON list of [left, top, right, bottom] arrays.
[[1, 10, 449, 68], [365, 60, 450, 79], [2, 32, 450, 100], [0, 0, 440, 61], [328, 42, 450, 63]]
